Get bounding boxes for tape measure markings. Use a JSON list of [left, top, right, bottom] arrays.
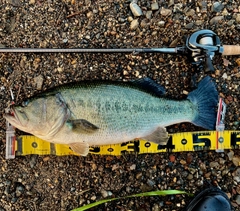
[[13, 130, 240, 157]]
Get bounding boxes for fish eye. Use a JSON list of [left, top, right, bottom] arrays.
[[22, 100, 29, 107]]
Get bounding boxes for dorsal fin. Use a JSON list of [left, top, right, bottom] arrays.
[[131, 78, 166, 97]]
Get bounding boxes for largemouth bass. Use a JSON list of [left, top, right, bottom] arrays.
[[4, 76, 218, 156]]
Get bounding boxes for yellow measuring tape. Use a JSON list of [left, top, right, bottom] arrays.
[[14, 130, 240, 156]]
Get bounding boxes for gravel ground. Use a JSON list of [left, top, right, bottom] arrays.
[[0, 0, 240, 210]]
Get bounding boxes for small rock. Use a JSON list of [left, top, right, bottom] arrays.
[[147, 179, 155, 187], [232, 156, 240, 167], [236, 14, 240, 23], [185, 22, 194, 29], [145, 11, 152, 19], [185, 9, 195, 17], [199, 1, 207, 13], [236, 195, 240, 205], [222, 73, 228, 79], [91, 195, 96, 201], [152, 203, 160, 211], [212, 2, 224, 12], [187, 174, 193, 180], [209, 161, 220, 168], [215, 69, 220, 76], [180, 160, 186, 165], [101, 190, 112, 198], [130, 19, 139, 30], [234, 176, 240, 183], [29, 0, 35, 4], [130, 164, 136, 170], [157, 21, 165, 27], [227, 151, 234, 160], [151, 2, 159, 11], [126, 186, 131, 193], [222, 8, 229, 16], [195, 20, 203, 26], [182, 171, 188, 178], [236, 58, 240, 66], [186, 153, 193, 164], [161, 8, 172, 16], [128, 16, 134, 22], [86, 11, 93, 19], [29, 155, 38, 168], [130, 2, 143, 17], [136, 172, 142, 180], [34, 75, 44, 91], [173, 3, 183, 12], [204, 172, 211, 178], [169, 154, 175, 162], [195, 180, 204, 187], [223, 58, 231, 66], [227, 20, 235, 26], [210, 16, 224, 25]]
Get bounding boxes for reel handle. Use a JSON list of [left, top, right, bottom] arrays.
[[205, 54, 215, 72], [222, 45, 240, 55]]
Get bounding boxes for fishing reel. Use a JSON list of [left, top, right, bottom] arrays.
[[185, 29, 224, 72]]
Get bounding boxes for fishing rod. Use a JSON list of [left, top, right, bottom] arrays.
[[1, 29, 240, 72]]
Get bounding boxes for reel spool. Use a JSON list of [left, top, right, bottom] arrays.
[[186, 29, 224, 72]]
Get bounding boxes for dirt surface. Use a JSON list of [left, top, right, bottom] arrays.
[[0, 0, 240, 210]]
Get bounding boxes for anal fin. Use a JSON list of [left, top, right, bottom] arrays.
[[141, 127, 169, 144], [69, 142, 89, 156]]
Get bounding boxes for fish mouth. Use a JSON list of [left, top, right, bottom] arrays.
[[4, 108, 24, 127]]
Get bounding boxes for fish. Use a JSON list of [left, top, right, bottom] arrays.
[[4, 76, 218, 156]]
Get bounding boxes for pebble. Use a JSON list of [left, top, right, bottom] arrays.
[[145, 11, 152, 19], [209, 161, 219, 169], [227, 20, 235, 26], [157, 21, 165, 27], [101, 190, 112, 198], [130, 19, 139, 30], [187, 174, 193, 180], [130, 164, 136, 170], [161, 8, 172, 16], [236, 195, 240, 205], [227, 150, 234, 160], [29, 155, 38, 168], [182, 171, 188, 178], [222, 73, 228, 79], [232, 156, 240, 167], [185, 9, 195, 17], [195, 20, 203, 26], [199, 1, 207, 13], [34, 75, 44, 90], [130, 2, 143, 17], [15, 185, 25, 197], [210, 16, 224, 25], [136, 172, 142, 180], [235, 58, 240, 66], [29, 0, 35, 4], [152, 203, 160, 211], [236, 14, 240, 23], [169, 154, 175, 162], [212, 2, 224, 12], [151, 2, 159, 11], [185, 23, 194, 29]]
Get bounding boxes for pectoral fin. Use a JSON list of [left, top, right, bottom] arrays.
[[142, 127, 169, 144], [67, 119, 99, 134], [69, 142, 89, 156]]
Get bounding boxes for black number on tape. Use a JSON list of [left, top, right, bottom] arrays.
[[193, 133, 211, 150]]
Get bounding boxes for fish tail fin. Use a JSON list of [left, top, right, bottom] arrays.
[[187, 76, 218, 130]]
